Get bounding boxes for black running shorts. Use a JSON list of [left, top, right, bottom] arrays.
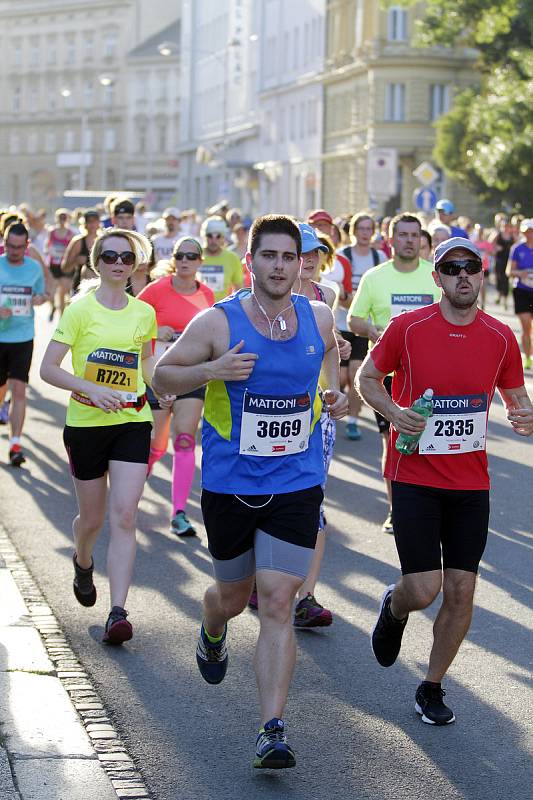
[[513, 287, 533, 315], [374, 375, 393, 434], [201, 485, 323, 582], [63, 421, 152, 480], [146, 384, 205, 410], [339, 331, 369, 367], [391, 481, 489, 575], [0, 340, 34, 385]]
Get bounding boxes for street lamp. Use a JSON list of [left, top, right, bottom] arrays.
[[98, 74, 115, 190], [158, 41, 178, 57]]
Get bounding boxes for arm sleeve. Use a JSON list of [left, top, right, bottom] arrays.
[[51, 302, 81, 347], [369, 317, 404, 375], [497, 329, 525, 389]]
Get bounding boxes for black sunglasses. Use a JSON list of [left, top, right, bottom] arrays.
[[100, 250, 136, 265], [437, 259, 482, 276], [173, 251, 200, 261]]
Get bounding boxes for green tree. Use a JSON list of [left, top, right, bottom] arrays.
[[383, 0, 533, 209]]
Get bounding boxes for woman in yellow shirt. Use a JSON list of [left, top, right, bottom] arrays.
[[40, 229, 169, 644]]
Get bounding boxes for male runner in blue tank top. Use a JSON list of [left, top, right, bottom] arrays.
[[153, 214, 348, 770]]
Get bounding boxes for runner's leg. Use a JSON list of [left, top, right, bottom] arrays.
[[203, 576, 256, 636], [425, 568, 477, 683], [517, 311, 532, 361], [9, 378, 27, 438], [72, 475, 107, 569], [255, 569, 303, 721], [147, 407, 171, 473], [106, 460, 147, 608], [170, 397, 202, 515]]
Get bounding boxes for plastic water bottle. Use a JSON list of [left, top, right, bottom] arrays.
[[395, 389, 434, 455]]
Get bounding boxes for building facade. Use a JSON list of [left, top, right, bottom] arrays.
[[321, 0, 481, 217], [255, 0, 325, 218], [0, 0, 180, 210], [125, 21, 180, 208], [177, 0, 260, 214]]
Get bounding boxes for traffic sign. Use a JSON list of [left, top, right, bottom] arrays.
[[413, 161, 439, 187], [414, 187, 437, 212]]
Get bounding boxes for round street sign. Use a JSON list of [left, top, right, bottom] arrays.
[[413, 187, 437, 212]]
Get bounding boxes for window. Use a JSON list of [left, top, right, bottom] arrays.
[[104, 31, 118, 58], [13, 41, 22, 67], [430, 84, 450, 120], [387, 8, 408, 42], [29, 88, 38, 111], [64, 130, 75, 150], [157, 72, 168, 101], [293, 28, 299, 70], [48, 84, 57, 110], [304, 23, 310, 65], [103, 84, 114, 107], [385, 83, 405, 121], [289, 105, 296, 140], [299, 102, 305, 138], [30, 37, 40, 67], [65, 34, 76, 65], [12, 87, 21, 113], [45, 131, 56, 153], [105, 128, 116, 151], [83, 81, 93, 108], [82, 128, 93, 150], [279, 107, 285, 141], [63, 90, 73, 109], [47, 37, 57, 65], [27, 132, 38, 154], [84, 31, 94, 60], [136, 75, 147, 102], [158, 125, 167, 151], [9, 133, 20, 155], [283, 32, 290, 72], [137, 127, 147, 153]]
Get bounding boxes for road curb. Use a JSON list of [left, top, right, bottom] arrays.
[[0, 525, 153, 800]]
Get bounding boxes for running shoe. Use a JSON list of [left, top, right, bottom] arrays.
[[102, 606, 133, 645], [9, 445, 25, 467], [72, 553, 97, 607], [370, 584, 408, 667], [382, 511, 394, 534], [196, 623, 228, 684], [0, 400, 9, 425], [294, 593, 333, 628], [523, 355, 531, 370], [253, 718, 296, 769], [346, 421, 362, 441], [415, 682, 455, 725], [170, 510, 196, 537], [248, 585, 258, 611]]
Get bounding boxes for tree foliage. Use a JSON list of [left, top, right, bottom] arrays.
[[382, 0, 533, 208]]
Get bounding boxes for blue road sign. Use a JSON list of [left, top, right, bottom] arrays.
[[414, 187, 437, 213]]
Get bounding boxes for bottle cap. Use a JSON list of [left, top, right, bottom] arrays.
[[423, 388, 434, 399]]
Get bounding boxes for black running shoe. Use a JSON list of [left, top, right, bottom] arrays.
[[72, 553, 97, 607], [415, 682, 455, 725], [370, 584, 408, 667], [253, 718, 296, 769], [196, 623, 228, 684], [102, 606, 133, 645], [9, 445, 25, 467]]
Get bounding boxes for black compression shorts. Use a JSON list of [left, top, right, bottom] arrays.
[[391, 481, 489, 575]]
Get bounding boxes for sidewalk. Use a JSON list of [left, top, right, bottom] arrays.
[[0, 528, 151, 800]]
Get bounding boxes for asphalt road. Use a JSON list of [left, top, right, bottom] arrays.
[[1, 296, 532, 800]]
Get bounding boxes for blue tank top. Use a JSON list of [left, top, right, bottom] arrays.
[[202, 293, 325, 494]]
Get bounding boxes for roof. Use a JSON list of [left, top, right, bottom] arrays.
[[128, 20, 180, 60]]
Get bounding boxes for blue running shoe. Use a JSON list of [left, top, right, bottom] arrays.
[[253, 718, 296, 769], [346, 421, 362, 441], [196, 623, 228, 684]]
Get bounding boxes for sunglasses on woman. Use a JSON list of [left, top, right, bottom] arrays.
[[100, 250, 136, 265], [173, 251, 200, 261], [437, 260, 482, 276]]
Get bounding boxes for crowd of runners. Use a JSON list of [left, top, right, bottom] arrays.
[[1, 194, 532, 769]]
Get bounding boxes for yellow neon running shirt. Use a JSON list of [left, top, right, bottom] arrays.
[[52, 291, 157, 427]]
